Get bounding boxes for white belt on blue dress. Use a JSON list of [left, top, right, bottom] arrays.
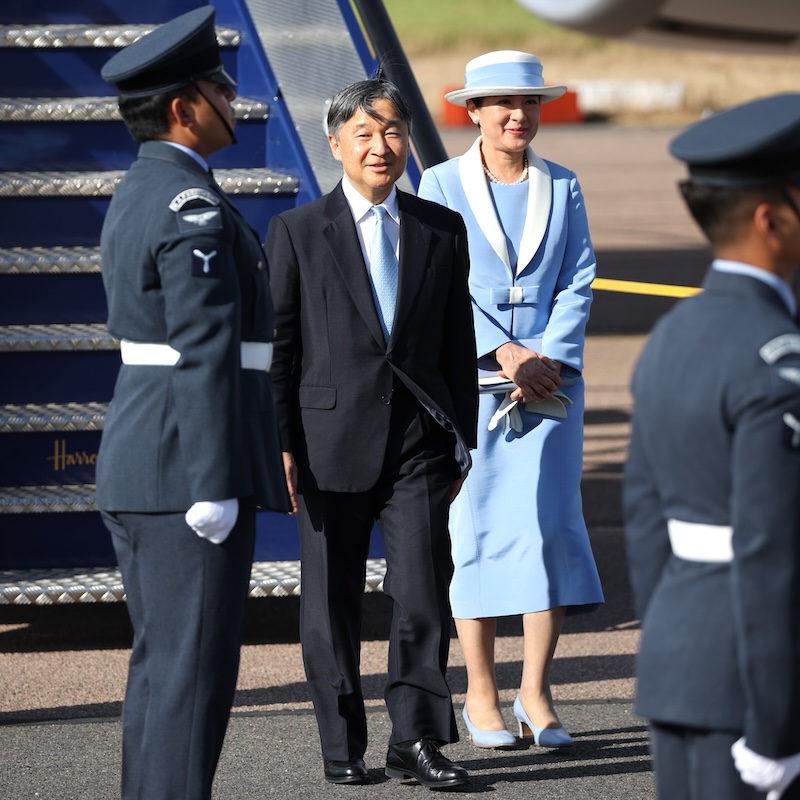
[[120, 340, 273, 371], [667, 519, 733, 563]]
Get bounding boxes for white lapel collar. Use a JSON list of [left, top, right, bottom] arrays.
[[458, 138, 553, 278], [459, 137, 511, 275], [517, 149, 551, 277]]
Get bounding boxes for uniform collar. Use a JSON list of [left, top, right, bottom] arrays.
[[713, 259, 797, 317], [162, 140, 210, 173]]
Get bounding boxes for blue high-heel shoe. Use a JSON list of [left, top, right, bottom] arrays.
[[462, 705, 517, 749], [513, 696, 574, 748]]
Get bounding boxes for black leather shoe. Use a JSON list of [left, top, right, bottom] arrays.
[[385, 739, 468, 789], [323, 759, 370, 785]]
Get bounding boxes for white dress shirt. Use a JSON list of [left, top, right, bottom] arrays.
[[340, 175, 400, 269]]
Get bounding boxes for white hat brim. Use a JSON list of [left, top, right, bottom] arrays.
[[444, 84, 568, 107]]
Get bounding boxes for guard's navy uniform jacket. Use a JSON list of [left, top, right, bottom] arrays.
[[625, 267, 800, 761], [94, 8, 289, 798], [96, 140, 287, 513]]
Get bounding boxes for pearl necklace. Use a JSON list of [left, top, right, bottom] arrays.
[[482, 152, 529, 185]]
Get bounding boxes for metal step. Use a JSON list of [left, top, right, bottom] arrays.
[[0, 484, 97, 514], [0, 24, 241, 49], [0, 558, 388, 604], [0, 96, 269, 123], [0, 168, 299, 197], [0, 245, 100, 274], [0, 402, 107, 432], [0, 323, 115, 352]]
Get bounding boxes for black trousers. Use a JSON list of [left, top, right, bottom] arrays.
[[297, 389, 459, 762], [651, 722, 800, 800], [101, 507, 255, 800]]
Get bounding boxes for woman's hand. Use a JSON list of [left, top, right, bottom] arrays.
[[495, 342, 562, 403]]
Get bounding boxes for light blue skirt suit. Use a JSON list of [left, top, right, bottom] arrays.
[[418, 136, 604, 619]]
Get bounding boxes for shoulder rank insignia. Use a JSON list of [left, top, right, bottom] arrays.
[[192, 248, 219, 277], [783, 412, 800, 449], [176, 205, 222, 233], [759, 334, 800, 364], [182, 209, 219, 226], [169, 188, 220, 212], [778, 367, 800, 387]]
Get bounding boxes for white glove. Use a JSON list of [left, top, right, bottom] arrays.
[[488, 394, 523, 432], [732, 737, 800, 800], [185, 499, 239, 544]]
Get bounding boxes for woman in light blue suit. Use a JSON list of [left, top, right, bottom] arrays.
[[418, 51, 603, 749]]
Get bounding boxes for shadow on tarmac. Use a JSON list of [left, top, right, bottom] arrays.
[[589, 246, 710, 335]]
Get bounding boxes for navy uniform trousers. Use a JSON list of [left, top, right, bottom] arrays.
[[102, 507, 255, 799], [297, 382, 458, 762], [651, 723, 800, 800]]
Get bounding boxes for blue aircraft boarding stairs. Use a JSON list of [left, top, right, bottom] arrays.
[[0, 0, 443, 604]]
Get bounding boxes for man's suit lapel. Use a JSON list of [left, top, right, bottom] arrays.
[[323, 186, 387, 347], [392, 192, 430, 345]]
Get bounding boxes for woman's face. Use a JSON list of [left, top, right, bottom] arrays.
[[468, 94, 540, 157]]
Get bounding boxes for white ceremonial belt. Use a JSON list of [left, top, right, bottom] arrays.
[[120, 340, 273, 371], [667, 519, 733, 563], [240, 341, 273, 371]]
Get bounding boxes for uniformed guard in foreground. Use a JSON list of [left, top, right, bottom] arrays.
[[624, 93, 800, 800], [96, 7, 288, 799]]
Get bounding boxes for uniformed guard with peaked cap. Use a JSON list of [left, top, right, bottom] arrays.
[[101, 5, 235, 98], [670, 92, 800, 187], [95, 7, 288, 800], [624, 92, 800, 800]]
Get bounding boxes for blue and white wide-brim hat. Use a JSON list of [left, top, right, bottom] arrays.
[[445, 50, 567, 107]]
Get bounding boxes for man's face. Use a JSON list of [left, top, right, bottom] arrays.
[[190, 78, 237, 155], [328, 98, 410, 204]]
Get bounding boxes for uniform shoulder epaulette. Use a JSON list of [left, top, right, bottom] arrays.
[[169, 188, 220, 212], [759, 333, 800, 364]]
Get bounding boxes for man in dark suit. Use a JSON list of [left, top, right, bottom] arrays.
[[624, 93, 800, 800], [267, 77, 478, 788], [96, 8, 288, 799]]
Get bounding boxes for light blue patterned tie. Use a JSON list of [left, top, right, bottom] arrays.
[[369, 204, 398, 341]]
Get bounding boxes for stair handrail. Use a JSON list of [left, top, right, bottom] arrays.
[[349, 0, 449, 177]]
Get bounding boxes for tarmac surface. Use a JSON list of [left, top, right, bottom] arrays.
[[0, 124, 707, 799]]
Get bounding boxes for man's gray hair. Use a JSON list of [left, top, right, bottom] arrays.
[[326, 78, 412, 139]]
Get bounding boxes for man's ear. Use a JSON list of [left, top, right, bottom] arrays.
[[170, 95, 194, 131], [753, 201, 778, 239], [327, 133, 342, 163]]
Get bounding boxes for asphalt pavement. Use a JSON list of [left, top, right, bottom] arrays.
[[0, 124, 705, 799]]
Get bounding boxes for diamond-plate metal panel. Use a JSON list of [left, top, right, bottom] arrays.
[[216, 170, 298, 195], [0, 559, 388, 604], [0, 323, 116, 352], [0, 96, 269, 123], [0, 25, 240, 49], [0, 569, 126, 604], [0, 169, 297, 198], [0, 171, 125, 197], [0, 485, 98, 514], [0, 246, 101, 274], [0, 402, 107, 432]]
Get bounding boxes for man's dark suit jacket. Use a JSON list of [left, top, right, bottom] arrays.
[[267, 182, 478, 493]]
